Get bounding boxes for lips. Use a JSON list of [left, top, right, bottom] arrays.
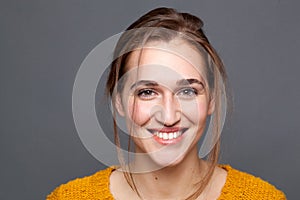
[[154, 131, 182, 140], [147, 127, 188, 144]]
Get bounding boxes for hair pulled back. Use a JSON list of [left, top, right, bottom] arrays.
[[106, 7, 228, 200]]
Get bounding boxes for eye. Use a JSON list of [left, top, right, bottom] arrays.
[[136, 89, 158, 100], [177, 88, 198, 98]]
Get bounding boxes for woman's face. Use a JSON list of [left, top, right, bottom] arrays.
[[115, 39, 214, 167]]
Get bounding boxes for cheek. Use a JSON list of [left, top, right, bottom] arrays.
[[127, 99, 153, 125], [181, 98, 209, 124]]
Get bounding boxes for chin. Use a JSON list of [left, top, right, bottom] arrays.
[[148, 149, 187, 169]]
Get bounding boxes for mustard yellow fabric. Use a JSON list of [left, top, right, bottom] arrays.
[[47, 165, 286, 199]]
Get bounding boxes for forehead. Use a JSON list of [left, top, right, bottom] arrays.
[[125, 39, 208, 80]]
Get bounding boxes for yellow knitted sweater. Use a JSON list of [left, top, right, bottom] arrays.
[[47, 165, 286, 199]]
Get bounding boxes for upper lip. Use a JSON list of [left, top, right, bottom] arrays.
[[147, 127, 187, 133]]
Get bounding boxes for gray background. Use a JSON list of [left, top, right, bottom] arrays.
[[1, 0, 299, 199]]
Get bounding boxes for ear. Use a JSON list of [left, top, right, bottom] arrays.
[[207, 97, 215, 115], [114, 93, 125, 117]]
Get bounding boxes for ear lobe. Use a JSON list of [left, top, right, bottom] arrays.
[[115, 93, 125, 116], [208, 98, 215, 115]]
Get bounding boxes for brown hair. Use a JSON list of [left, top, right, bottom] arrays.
[[106, 7, 228, 200]]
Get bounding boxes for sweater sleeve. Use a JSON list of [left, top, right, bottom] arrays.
[[218, 165, 286, 200], [46, 187, 60, 200], [45, 167, 115, 200]]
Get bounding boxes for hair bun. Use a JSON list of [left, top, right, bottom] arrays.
[[181, 12, 204, 31]]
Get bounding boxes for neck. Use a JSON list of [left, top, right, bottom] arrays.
[[130, 148, 208, 199]]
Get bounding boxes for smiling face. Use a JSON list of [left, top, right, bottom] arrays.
[[114, 39, 214, 167]]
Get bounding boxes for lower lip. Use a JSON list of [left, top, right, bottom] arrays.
[[152, 133, 184, 145]]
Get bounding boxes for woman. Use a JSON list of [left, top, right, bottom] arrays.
[[47, 7, 286, 199]]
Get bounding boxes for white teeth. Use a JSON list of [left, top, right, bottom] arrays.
[[163, 133, 168, 140], [173, 132, 177, 138], [155, 131, 182, 140]]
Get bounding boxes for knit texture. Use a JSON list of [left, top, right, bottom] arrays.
[[47, 165, 286, 199]]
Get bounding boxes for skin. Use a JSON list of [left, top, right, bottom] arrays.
[[110, 39, 227, 200]]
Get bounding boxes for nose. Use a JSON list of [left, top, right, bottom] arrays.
[[154, 93, 180, 126]]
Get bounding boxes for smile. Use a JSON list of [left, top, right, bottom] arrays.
[[147, 128, 188, 144], [154, 131, 183, 140]]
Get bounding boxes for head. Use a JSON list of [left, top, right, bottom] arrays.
[[106, 7, 228, 199]]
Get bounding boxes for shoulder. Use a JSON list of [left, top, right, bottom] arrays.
[[46, 167, 115, 200], [219, 165, 286, 200]]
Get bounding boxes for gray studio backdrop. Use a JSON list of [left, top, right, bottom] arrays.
[[1, 0, 299, 199]]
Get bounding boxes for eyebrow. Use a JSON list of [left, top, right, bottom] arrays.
[[130, 79, 203, 90], [130, 80, 159, 90], [176, 78, 203, 86]]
